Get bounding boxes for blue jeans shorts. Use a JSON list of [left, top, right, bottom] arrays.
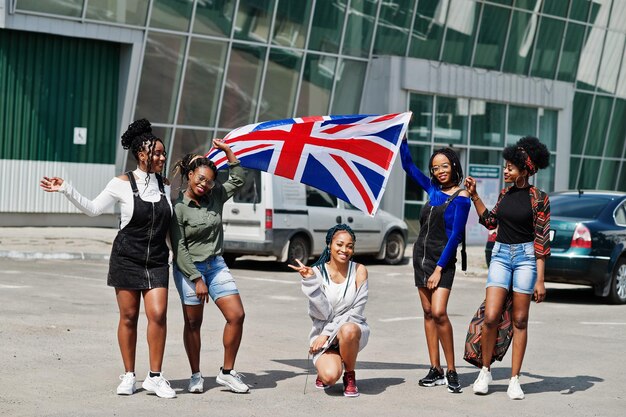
[[173, 256, 239, 305], [487, 242, 537, 295]]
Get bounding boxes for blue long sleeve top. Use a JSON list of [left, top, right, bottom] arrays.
[[400, 141, 471, 269]]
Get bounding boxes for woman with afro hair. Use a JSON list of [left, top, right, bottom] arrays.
[[465, 136, 551, 400], [40, 119, 176, 399]]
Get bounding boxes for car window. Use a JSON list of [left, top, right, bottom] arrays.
[[217, 168, 261, 204], [344, 201, 359, 211], [615, 204, 626, 225], [550, 195, 611, 218], [306, 185, 337, 208]]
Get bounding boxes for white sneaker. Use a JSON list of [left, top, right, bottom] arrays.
[[507, 375, 525, 400], [116, 372, 136, 395], [472, 366, 492, 395], [188, 372, 204, 393], [142, 374, 177, 398], [216, 368, 250, 393]]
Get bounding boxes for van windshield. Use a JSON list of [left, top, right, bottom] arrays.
[[217, 168, 261, 204]]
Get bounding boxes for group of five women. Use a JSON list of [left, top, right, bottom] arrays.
[[40, 118, 551, 400]]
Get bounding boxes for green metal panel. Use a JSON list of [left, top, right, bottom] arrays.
[[0, 29, 119, 164]]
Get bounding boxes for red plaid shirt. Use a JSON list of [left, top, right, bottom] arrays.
[[479, 186, 551, 258]]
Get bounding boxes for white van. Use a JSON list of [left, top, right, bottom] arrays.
[[219, 169, 408, 267]]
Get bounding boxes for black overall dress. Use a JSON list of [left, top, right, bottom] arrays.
[[107, 172, 171, 289], [412, 190, 462, 289]]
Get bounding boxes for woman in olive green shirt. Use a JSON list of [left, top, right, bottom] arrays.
[[170, 139, 249, 394]]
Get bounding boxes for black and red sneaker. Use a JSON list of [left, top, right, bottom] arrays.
[[315, 376, 330, 390]]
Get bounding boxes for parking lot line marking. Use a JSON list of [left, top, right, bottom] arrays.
[[385, 273, 403, 277], [236, 275, 298, 285], [580, 321, 626, 325], [379, 316, 423, 322], [0, 284, 30, 289]]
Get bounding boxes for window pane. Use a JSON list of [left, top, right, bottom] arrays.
[[605, 99, 626, 157], [306, 186, 337, 208], [569, 0, 590, 22], [587, 0, 612, 27], [16, 0, 83, 16], [273, 0, 312, 49], [86, 0, 149, 25], [579, 158, 601, 189], [135, 33, 186, 124], [342, 0, 377, 57], [404, 144, 431, 202], [473, 4, 510, 70], [404, 203, 424, 240], [373, 0, 415, 56], [530, 17, 565, 79], [332, 60, 367, 114], [259, 49, 303, 121], [440, 1, 480, 65], [471, 101, 505, 147], [408, 0, 444, 60], [569, 157, 581, 188], [169, 129, 213, 187], [585, 96, 612, 156], [308, 0, 345, 53], [534, 155, 555, 192], [150, 0, 193, 31], [619, 163, 626, 191], [571, 93, 593, 154], [434, 97, 468, 145], [557, 22, 586, 82], [296, 54, 335, 117], [507, 105, 537, 145], [233, 0, 275, 43], [598, 160, 619, 189], [538, 109, 557, 151], [502, 10, 534, 75], [193, 0, 236, 37], [408, 94, 433, 141], [178, 39, 228, 127], [576, 27, 605, 91], [596, 31, 625, 94], [469, 149, 502, 166], [219, 44, 266, 129], [542, 0, 569, 17]]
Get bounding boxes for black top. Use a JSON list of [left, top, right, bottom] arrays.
[[496, 186, 534, 244]]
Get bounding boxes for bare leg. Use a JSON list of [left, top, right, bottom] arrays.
[[336, 323, 362, 372], [214, 294, 245, 370], [510, 292, 532, 376], [430, 287, 455, 371], [480, 287, 509, 368], [315, 350, 343, 386], [115, 289, 141, 372], [142, 287, 168, 372], [181, 304, 204, 374], [418, 288, 441, 370]]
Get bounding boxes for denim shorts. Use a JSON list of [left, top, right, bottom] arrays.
[[173, 256, 239, 305], [487, 242, 537, 295]]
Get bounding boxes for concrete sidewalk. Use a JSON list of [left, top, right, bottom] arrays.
[[0, 226, 490, 276]]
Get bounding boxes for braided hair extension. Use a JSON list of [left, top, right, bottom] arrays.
[[311, 224, 356, 268], [120, 119, 163, 189], [171, 153, 218, 191], [428, 147, 464, 188]]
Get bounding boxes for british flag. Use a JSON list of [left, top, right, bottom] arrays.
[[206, 112, 412, 216]]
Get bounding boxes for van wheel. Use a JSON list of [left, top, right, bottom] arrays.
[[286, 236, 309, 268], [607, 258, 626, 304], [383, 232, 405, 265], [223, 254, 237, 268]]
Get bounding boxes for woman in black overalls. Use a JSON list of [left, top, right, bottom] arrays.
[[400, 139, 471, 393], [40, 119, 175, 398]]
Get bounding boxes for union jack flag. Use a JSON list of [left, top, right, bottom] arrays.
[[206, 112, 412, 216]]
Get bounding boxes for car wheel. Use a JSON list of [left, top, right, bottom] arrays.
[[607, 258, 626, 304], [223, 253, 237, 268], [286, 235, 309, 268], [383, 232, 405, 265]]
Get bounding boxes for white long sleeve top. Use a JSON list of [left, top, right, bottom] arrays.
[[58, 169, 172, 229]]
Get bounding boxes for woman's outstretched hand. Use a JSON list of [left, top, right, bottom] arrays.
[[40, 176, 64, 192], [288, 259, 315, 279]]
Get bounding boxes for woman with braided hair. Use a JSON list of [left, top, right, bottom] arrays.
[[40, 119, 176, 398], [289, 224, 369, 397], [465, 136, 551, 400], [169, 140, 248, 394]]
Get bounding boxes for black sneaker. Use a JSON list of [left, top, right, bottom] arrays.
[[446, 370, 462, 393], [418, 367, 446, 387]]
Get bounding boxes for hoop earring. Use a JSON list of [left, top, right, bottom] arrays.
[[515, 176, 526, 188]]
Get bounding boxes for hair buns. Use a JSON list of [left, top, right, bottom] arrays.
[[121, 119, 153, 150]]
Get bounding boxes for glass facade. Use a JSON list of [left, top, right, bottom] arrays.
[[8, 0, 626, 224]]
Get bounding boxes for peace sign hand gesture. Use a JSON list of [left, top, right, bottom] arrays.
[[288, 259, 315, 279]]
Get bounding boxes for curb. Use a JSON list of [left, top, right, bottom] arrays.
[[0, 250, 109, 261]]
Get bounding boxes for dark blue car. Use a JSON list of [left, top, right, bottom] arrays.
[[485, 191, 626, 304]]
